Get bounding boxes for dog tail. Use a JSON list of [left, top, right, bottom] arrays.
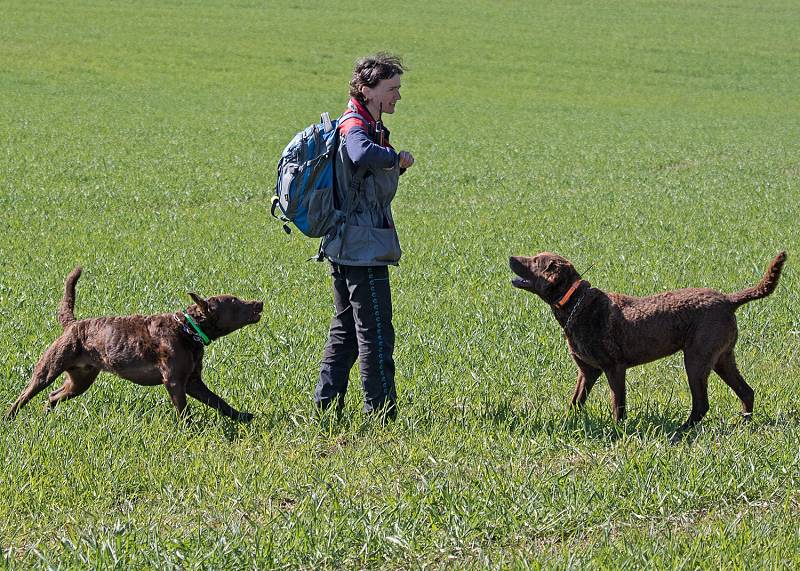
[[58, 267, 82, 328], [727, 251, 786, 308]]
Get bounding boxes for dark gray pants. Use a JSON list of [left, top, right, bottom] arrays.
[[316, 263, 396, 416]]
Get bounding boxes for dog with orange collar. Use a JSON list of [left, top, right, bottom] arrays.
[[509, 251, 786, 433]]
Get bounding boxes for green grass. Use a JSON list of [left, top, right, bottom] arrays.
[[2, 0, 799, 568]]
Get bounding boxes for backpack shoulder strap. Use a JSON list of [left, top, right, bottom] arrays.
[[338, 111, 370, 136], [335, 110, 370, 221], [340, 111, 366, 123]]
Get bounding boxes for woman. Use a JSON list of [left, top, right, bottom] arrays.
[[315, 53, 415, 419]]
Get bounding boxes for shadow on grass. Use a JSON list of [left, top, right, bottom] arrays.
[[476, 401, 683, 443], [160, 398, 800, 445], [438, 398, 769, 444], [219, 416, 254, 442], [752, 409, 800, 428], [457, 391, 800, 442]]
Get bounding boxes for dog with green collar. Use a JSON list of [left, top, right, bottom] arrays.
[[6, 267, 263, 422]]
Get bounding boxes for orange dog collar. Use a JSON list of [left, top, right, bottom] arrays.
[[553, 279, 583, 309]]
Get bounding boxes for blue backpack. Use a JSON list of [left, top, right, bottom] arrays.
[[272, 111, 364, 237]]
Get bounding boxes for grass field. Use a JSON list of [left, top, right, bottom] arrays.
[[1, 0, 799, 568]]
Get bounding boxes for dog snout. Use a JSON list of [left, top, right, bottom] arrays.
[[509, 256, 527, 274], [250, 301, 264, 322]]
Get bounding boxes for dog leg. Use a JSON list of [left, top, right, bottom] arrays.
[[713, 350, 754, 419], [161, 372, 188, 417], [569, 357, 602, 409], [186, 376, 252, 422], [680, 351, 713, 430], [604, 366, 627, 422], [6, 342, 72, 419], [47, 368, 100, 411], [165, 384, 188, 417], [157, 355, 193, 418]]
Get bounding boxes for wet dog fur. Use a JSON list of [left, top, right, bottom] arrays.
[[509, 251, 786, 431], [6, 267, 263, 421]]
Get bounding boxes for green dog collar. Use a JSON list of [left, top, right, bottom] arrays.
[[183, 311, 211, 346]]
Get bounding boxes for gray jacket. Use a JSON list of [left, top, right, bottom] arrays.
[[321, 118, 403, 266]]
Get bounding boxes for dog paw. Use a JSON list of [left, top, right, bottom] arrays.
[[668, 431, 684, 445], [236, 411, 254, 423]]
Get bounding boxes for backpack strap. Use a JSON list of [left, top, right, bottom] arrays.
[[343, 165, 368, 217], [337, 109, 371, 204], [338, 111, 370, 137], [270, 196, 292, 234], [338, 112, 370, 220]]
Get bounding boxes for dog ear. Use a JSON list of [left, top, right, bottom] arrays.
[[543, 259, 559, 281], [188, 292, 209, 314]]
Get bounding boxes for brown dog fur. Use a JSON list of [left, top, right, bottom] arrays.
[[6, 267, 263, 421], [509, 251, 786, 430]]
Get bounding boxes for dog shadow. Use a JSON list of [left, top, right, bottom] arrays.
[[219, 416, 254, 442], [176, 408, 256, 442], [473, 399, 767, 445]]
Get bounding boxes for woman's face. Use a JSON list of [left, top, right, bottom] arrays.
[[361, 74, 402, 114]]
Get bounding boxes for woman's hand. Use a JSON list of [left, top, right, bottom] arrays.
[[398, 151, 415, 169]]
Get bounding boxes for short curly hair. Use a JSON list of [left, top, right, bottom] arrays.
[[349, 53, 405, 104]]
